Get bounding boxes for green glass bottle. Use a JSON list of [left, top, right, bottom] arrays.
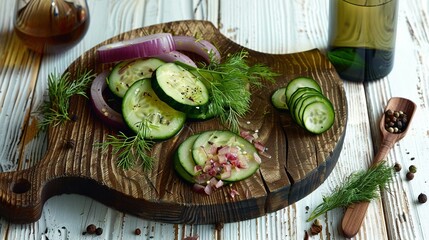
[[327, 0, 399, 82]]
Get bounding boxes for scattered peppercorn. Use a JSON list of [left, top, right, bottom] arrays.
[[95, 227, 103, 235], [384, 109, 408, 133], [70, 114, 78, 122], [394, 163, 402, 172], [310, 219, 322, 235], [86, 224, 96, 234], [409, 165, 417, 173], [135, 228, 141, 235], [65, 139, 76, 149], [406, 172, 414, 180], [418, 193, 427, 203]]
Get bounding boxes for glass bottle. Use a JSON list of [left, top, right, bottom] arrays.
[[14, 0, 90, 53], [327, 0, 398, 82]]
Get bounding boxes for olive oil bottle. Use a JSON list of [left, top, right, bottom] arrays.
[[327, 0, 398, 82]]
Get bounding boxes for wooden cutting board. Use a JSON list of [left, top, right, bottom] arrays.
[[0, 20, 347, 224]]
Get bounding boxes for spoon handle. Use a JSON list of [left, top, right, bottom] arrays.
[[341, 136, 396, 238]]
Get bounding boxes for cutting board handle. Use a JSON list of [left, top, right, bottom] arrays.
[[0, 167, 45, 223]]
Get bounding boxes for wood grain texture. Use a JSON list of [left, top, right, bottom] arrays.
[[0, 20, 347, 225], [1, 0, 429, 239]]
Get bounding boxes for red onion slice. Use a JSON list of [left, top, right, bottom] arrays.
[[173, 36, 221, 64], [97, 33, 176, 63], [90, 70, 126, 129], [155, 51, 197, 67]]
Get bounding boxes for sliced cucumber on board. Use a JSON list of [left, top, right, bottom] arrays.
[[174, 130, 261, 184], [152, 62, 210, 114], [191, 130, 261, 182], [271, 76, 335, 134], [174, 134, 200, 183], [122, 78, 186, 140], [108, 58, 165, 98], [271, 87, 288, 110]]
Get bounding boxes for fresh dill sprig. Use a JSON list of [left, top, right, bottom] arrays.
[[38, 69, 95, 130], [99, 121, 155, 170], [307, 161, 394, 221], [181, 50, 279, 132]]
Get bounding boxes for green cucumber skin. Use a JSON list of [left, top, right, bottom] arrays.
[[108, 58, 165, 98], [271, 87, 288, 110], [122, 79, 186, 140], [152, 63, 209, 114], [285, 77, 322, 102]]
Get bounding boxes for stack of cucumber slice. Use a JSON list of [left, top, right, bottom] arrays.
[[271, 77, 335, 134], [174, 130, 261, 184]]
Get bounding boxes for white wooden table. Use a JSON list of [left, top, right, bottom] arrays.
[[0, 0, 428, 239]]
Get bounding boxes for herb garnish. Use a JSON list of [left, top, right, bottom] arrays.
[[307, 161, 393, 221], [38, 70, 95, 130], [99, 121, 155, 170], [180, 50, 278, 132], [102, 50, 278, 169]]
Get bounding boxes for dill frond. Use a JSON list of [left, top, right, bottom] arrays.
[[179, 50, 279, 133], [99, 121, 154, 171], [307, 161, 394, 221], [38, 69, 95, 130]]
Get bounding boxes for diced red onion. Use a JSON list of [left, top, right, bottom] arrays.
[[90, 71, 126, 130], [155, 51, 197, 67], [97, 33, 176, 63], [215, 179, 224, 188], [192, 183, 206, 194], [254, 141, 266, 152], [204, 184, 213, 195], [230, 189, 240, 199], [173, 36, 221, 64]]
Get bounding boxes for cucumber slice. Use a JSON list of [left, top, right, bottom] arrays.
[[108, 58, 165, 98], [285, 77, 322, 102], [301, 101, 335, 134], [152, 62, 210, 113], [271, 87, 288, 110], [174, 134, 200, 183], [122, 79, 186, 140], [186, 101, 216, 121], [191, 130, 261, 182], [275, 76, 335, 134]]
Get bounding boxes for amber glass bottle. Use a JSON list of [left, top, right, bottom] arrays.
[[14, 0, 90, 53], [327, 0, 398, 82]]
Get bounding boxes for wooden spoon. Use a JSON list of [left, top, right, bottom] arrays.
[[341, 97, 416, 238]]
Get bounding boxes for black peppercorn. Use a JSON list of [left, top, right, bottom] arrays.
[[65, 139, 75, 149], [409, 165, 417, 173], [86, 224, 96, 234], [384, 109, 408, 133], [394, 163, 402, 172], [406, 172, 414, 180], [135, 228, 141, 235], [418, 193, 427, 203], [95, 227, 103, 235]]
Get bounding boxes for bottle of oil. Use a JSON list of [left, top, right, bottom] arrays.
[[14, 0, 90, 54], [327, 0, 398, 82]]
